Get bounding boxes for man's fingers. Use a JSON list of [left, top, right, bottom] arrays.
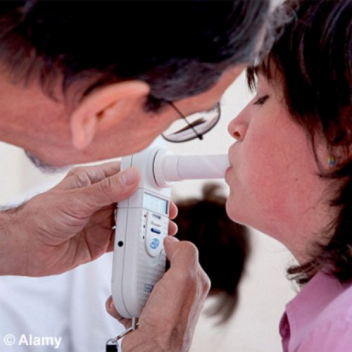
[[105, 296, 132, 328], [106, 296, 120, 319], [168, 221, 178, 236], [56, 161, 121, 190], [74, 167, 141, 211], [169, 202, 178, 220], [164, 237, 199, 268], [163, 237, 211, 302]]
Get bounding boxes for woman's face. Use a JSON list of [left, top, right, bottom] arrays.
[[225, 74, 335, 262]]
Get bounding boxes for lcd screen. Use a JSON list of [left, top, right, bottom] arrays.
[[143, 193, 168, 215]]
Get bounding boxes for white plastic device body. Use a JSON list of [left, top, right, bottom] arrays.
[[112, 139, 229, 319]]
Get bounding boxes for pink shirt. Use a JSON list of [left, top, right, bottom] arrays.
[[280, 271, 352, 351]]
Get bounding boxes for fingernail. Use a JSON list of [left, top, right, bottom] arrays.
[[120, 168, 138, 186]]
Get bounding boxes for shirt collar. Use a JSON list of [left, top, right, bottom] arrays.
[[282, 271, 345, 351]]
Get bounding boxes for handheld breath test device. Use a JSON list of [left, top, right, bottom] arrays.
[[111, 139, 229, 319]]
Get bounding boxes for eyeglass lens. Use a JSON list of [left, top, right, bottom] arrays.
[[162, 103, 221, 143]]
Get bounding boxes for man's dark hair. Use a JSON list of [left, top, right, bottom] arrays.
[[0, 0, 269, 110], [176, 183, 250, 323], [248, 0, 352, 284]]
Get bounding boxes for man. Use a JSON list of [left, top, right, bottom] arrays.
[[0, 0, 269, 350]]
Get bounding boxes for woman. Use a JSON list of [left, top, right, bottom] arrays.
[[227, 0, 352, 350], [108, 0, 352, 351]]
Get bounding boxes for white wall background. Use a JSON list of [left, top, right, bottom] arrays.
[[0, 71, 296, 351]]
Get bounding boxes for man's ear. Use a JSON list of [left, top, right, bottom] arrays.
[[70, 80, 150, 150]]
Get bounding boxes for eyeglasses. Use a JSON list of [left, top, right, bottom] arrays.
[[161, 102, 221, 143]]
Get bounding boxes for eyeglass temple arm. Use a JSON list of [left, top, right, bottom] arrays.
[[167, 102, 203, 140]]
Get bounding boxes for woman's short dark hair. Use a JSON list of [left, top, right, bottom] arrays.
[[248, 0, 352, 284], [0, 0, 269, 110]]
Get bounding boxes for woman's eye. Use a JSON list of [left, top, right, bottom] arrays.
[[254, 95, 269, 105]]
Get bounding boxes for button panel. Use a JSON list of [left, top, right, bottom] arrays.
[[145, 211, 168, 257]]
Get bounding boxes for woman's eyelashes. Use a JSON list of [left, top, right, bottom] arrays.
[[253, 95, 269, 105]]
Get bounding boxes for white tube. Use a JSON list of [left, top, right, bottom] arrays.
[[153, 150, 230, 188]]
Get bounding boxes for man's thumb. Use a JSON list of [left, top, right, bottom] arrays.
[[83, 167, 140, 208]]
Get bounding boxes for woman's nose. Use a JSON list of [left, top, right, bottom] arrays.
[[228, 117, 247, 141], [232, 130, 241, 139]]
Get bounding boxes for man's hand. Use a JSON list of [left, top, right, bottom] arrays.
[[106, 236, 211, 352], [0, 162, 141, 276]]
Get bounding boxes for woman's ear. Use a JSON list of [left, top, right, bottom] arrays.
[[70, 80, 150, 150]]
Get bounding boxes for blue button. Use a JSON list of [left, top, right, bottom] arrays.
[[150, 238, 160, 249], [151, 228, 161, 234]]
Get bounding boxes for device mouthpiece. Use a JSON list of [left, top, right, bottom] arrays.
[[153, 150, 230, 188]]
